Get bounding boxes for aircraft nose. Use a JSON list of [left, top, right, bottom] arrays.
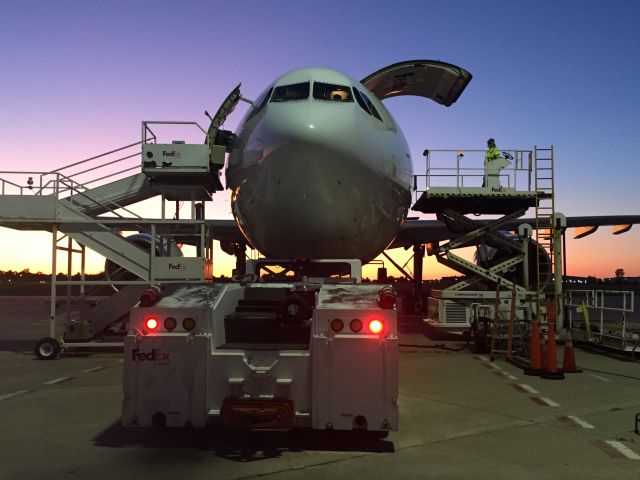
[[264, 103, 357, 148]]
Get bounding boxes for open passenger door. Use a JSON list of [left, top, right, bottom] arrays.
[[361, 60, 472, 106], [206, 83, 242, 147]]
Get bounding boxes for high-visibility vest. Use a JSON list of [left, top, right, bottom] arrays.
[[485, 147, 501, 162]]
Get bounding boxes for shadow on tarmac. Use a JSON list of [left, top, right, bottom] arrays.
[[0, 339, 36, 353], [94, 421, 395, 460]]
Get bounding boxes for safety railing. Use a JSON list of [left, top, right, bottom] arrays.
[[412, 149, 534, 200], [142, 121, 206, 145], [0, 140, 144, 198], [51, 218, 213, 287], [566, 289, 638, 351]]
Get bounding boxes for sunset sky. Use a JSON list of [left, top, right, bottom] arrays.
[[1, 0, 639, 279]]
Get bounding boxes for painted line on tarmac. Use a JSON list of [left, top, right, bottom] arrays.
[[82, 366, 107, 373], [117, 358, 123, 363], [595, 440, 640, 460], [593, 440, 627, 459], [604, 441, 640, 460], [512, 383, 539, 394], [587, 373, 612, 383], [482, 362, 502, 371], [494, 371, 518, 381], [530, 396, 560, 407], [559, 415, 595, 429], [475, 355, 490, 362], [0, 390, 29, 401], [43, 376, 74, 385]]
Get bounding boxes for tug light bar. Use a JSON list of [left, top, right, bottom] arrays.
[[350, 318, 363, 333], [330, 318, 344, 332], [368, 319, 384, 334], [145, 318, 159, 330], [183, 317, 196, 331], [164, 317, 177, 331]]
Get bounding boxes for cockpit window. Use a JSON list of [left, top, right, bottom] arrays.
[[313, 82, 353, 102], [270, 82, 310, 102], [353, 89, 371, 114], [353, 88, 382, 121]]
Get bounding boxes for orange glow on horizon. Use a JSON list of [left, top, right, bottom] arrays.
[[1, 227, 639, 281]]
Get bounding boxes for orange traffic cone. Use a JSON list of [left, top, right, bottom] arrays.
[[562, 334, 582, 373], [541, 318, 565, 380], [525, 320, 543, 376]]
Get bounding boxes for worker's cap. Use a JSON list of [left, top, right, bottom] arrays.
[[487, 138, 495, 144]]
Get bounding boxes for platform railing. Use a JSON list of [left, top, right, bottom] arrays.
[[412, 149, 534, 200], [0, 137, 150, 228], [566, 289, 638, 350], [0, 140, 144, 198], [142, 121, 206, 145]]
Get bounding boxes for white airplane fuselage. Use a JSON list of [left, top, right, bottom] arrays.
[[226, 67, 413, 262]]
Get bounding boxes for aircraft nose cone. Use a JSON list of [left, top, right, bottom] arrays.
[[227, 99, 410, 262], [264, 102, 357, 149]]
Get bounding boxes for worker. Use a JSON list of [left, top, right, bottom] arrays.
[[483, 138, 506, 191]]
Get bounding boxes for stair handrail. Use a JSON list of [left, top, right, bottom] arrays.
[[28, 142, 142, 197], [0, 176, 27, 195], [62, 152, 140, 181], [56, 174, 143, 220], [47, 140, 144, 175], [1, 139, 145, 198]]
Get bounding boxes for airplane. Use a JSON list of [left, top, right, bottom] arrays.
[[202, 60, 639, 274], [223, 60, 466, 262]]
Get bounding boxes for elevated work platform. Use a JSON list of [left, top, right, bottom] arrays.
[[418, 146, 562, 358], [412, 149, 539, 215]]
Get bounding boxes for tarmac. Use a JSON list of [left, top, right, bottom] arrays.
[[1, 296, 639, 480]]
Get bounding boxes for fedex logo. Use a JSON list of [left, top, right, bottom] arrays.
[[131, 348, 170, 362], [162, 150, 182, 157], [169, 263, 186, 270]]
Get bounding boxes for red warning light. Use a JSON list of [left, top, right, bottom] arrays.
[[368, 319, 383, 334], [145, 318, 159, 330]]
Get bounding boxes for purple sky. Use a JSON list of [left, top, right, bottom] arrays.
[[1, 0, 639, 278]]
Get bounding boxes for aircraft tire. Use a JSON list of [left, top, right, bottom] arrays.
[[34, 337, 61, 360]]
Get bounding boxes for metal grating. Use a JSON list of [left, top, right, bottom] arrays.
[[445, 301, 468, 324]]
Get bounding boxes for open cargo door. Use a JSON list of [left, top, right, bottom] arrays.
[[361, 60, 472, 106]]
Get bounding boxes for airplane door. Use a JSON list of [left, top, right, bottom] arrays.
[[206, 83, 242, 146], [361, 60, 472, 106]]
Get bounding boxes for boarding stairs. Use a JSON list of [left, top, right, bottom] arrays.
[[0, 118, 234, 345], [57, 200, 152, 279], [0, 142, 157, 280], [0, 117, 229, 284]]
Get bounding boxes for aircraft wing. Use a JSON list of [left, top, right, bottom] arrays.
[[204, 215, 640, 252], [556, 215, 640, 239], [388, 215, 640, 249], [361, 60, 472, 106]]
